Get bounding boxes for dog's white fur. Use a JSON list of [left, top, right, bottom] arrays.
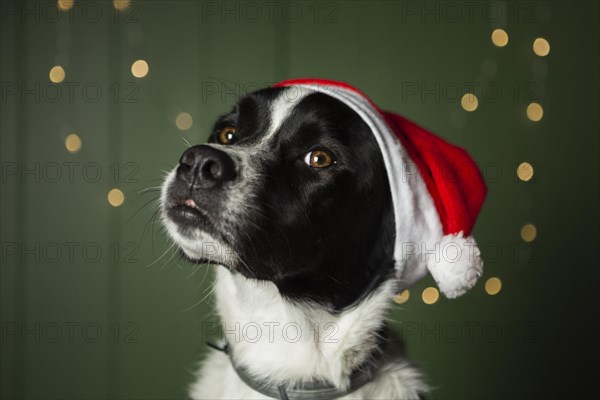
[[188, 267, 427, 399]]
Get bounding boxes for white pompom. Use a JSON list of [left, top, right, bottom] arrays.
[[426, 232, 483, 299]]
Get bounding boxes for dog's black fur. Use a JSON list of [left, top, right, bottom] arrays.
[[165, 88, 396, 311]]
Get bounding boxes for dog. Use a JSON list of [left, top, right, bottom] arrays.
[[160, 80, 486, 399]]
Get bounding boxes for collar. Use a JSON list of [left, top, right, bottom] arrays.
[[207, 338, 386, 400]]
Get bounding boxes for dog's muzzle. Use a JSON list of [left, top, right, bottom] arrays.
[[164, 144, 238, 232]]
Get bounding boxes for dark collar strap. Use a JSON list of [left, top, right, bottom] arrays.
[[207, 341, 384, 400]]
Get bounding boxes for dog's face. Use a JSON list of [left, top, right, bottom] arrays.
[[161, 87, 395, 310]]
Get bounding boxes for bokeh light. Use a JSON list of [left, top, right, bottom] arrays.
[[485, 277, 502, 295], [49, 66, 66, 83], [57, 0, 75, 11], [64, 133, 82, 153], [527, 102, 544, 122], [520, 223, 538, 242], [131, 60, 149, 78], [176, 112, 194, 131], [107, 189, 125, 207], [394, 290, 410, 304], [461, 93, 479, 112], [517, 162, 534, 182], [422, 287, 439, 305], [113, 0, 131, 10], [491, 29, 509, 47], [533, 38, 551, 56]]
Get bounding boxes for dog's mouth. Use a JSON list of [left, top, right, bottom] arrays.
[[166, 198, 213, 229], [162, 192, 237, 269]]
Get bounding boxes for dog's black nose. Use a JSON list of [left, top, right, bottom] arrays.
[[177, 145, 236, 189]]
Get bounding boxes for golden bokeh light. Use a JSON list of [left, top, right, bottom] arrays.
[[485, 277, 502, 295], [461, 93, 479, 112], [422, 287, 439, 305], [176, 112, 194, 131], [491, 29, 509, 47], [49, 66, 66, 83], [107, 188, 125, 207], [527, 102, 544, 122], [394, 290, 410, 305], [520, 223, 538, 242], [131, 60, 149, 78], [113, 0, 131, 10], [57, 0, 75, 11], [533, 38, 550, 56], [65, 133, 82, 153], [517, 162, 534, 182]]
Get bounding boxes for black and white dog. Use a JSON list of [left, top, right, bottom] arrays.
[[160, 80, 485, 399]]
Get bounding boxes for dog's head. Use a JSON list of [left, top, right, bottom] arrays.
[[161, 87, 395, 310]]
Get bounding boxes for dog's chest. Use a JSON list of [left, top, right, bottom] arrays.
[[188, 268, 427, 399], [189, 349, 427, 399]]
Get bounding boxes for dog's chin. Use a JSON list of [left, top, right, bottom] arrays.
[[174, 239, 239, 269], [170, 231, 236, 268], [162, 209, 237, 271], [177, 248, 234, 270]]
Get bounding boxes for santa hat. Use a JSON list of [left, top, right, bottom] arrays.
[[274, 78, 487, 298]]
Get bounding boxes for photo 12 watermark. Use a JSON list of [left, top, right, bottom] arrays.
[[399, 321, 538, 344], [1, 81, 141, 105], [202, 321, 340, 345], [199, 1, 340, 24], [1, 321, 140, 344], [1, 241, 141, 265], [1, 162, 140, 185]]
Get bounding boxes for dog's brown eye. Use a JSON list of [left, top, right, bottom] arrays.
[[304, 149, 335, 169], [217, 126, 237, 145]]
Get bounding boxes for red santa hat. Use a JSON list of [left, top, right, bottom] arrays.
[[274, 78, 487, 298]]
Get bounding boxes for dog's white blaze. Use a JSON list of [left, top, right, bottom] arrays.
[[255, 87, 312, 150]]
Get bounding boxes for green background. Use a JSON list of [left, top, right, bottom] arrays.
[[1, 0, 598, 399]]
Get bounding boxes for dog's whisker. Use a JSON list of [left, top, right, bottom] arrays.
[[235, 254, 256, 279], [160, 243, 181, 269], [136, 202, 162, 247], [186, 263, 202, 279], [181, 135, 194, 148], [180, 281, 216, 313], [326, 273, 349, 289], [136, 186, 162, 195], [144, 241, 176, 269], [123, 196, 161, 228], [172, 258, 185, 270], [199, 267, 215, 297]]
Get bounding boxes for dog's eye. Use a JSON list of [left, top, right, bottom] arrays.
[[217, 126, 237, 145], [304, 149, 335, 169]]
